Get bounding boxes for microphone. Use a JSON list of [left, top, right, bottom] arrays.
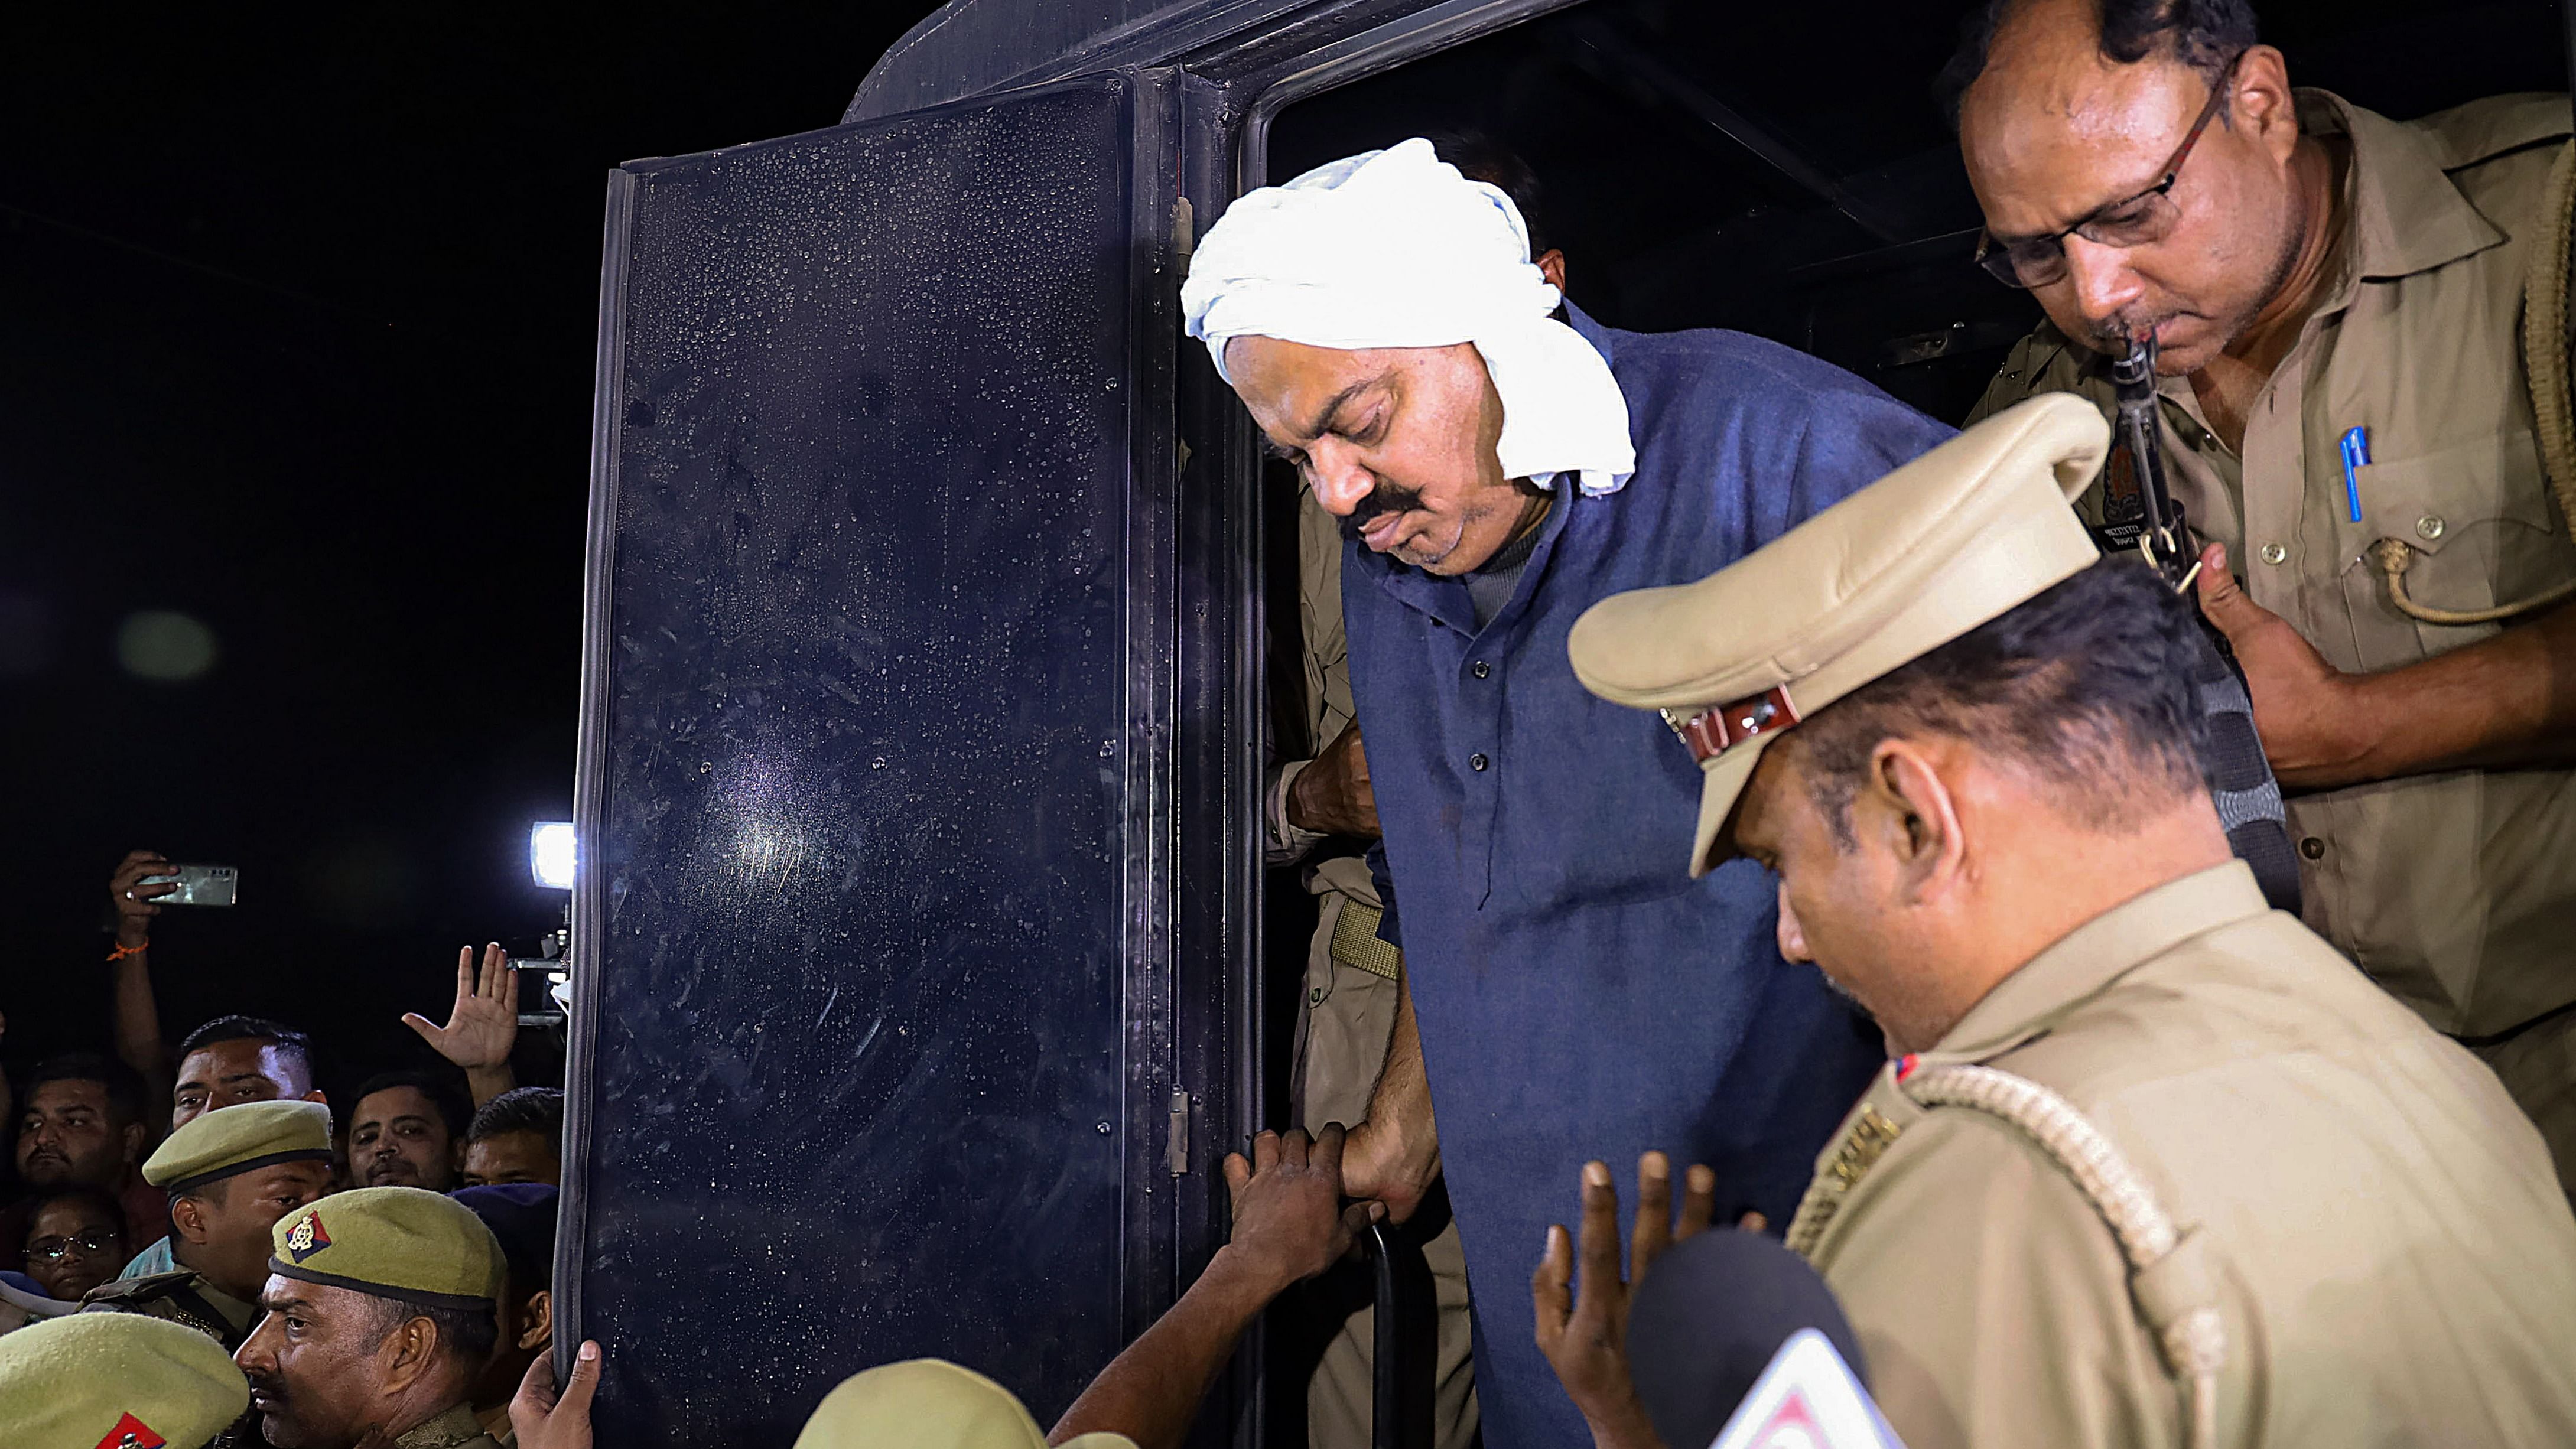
[[1627, 1229, 1887, 1449]]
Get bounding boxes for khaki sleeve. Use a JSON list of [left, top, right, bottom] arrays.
[[1820, 1113, 2209, 1449]]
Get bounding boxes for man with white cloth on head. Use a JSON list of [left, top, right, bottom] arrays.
[[1183, 139, 1951, 1447]]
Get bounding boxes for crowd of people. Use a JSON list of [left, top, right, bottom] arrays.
[[20, 0, 2576, 1446], [1, 854, 577, 1447]]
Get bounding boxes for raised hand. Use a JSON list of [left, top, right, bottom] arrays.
[[1533, 1152, 1718, 1449], [109, 851, 176, 946], [402, 942, 519, 1104]]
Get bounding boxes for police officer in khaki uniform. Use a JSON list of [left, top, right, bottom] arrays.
[[84, 1098, 334, 1350], [1949, 0, 2576, 1194], [1545, 396, 2576, 1449], [235, 1188, 510, 1449], [0, 1311, 251, 1449]]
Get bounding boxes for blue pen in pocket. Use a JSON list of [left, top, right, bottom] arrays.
[[2338, 426, 2370, 523]]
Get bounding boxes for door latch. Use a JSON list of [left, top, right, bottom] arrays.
[[1166, 1089, 1191, 1176]]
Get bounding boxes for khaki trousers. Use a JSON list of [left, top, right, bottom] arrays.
[[1294, 870, 1478, 1449]]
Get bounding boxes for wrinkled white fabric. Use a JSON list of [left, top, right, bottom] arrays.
[[1182, 138, 1635, 497]]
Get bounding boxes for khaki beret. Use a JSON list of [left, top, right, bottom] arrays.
[[0, 1310, 249, 1449], [143, 1099, 333, 1194], [792, 1359, 1138, 1449], [268, 1187, 504, 1310], [1569, 393, 2109, 875]]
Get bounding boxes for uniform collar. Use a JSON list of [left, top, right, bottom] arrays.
[[395, 1402, 494, 1449], [1928, 861, 2269, 1061], [2298, 88, 2505, 286]]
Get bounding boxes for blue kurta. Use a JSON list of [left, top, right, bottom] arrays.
[[1343, 307, 1950, 1447]]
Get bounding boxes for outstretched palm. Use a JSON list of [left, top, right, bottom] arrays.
[[404, 943, 519, 1095]]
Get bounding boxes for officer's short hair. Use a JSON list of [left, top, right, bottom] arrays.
[[1937, 0, 2261, 128], [176, 1015, 316, 1084], [349, 1071, 473, 1142], [357, 1291, 499, 1364], [465, 1086, 563, 1151], [24, 1054, 148, 1131], [1791, 560, 2211, 846]]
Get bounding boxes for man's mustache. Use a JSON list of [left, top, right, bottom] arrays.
[[1339, 481, 1429, 542]]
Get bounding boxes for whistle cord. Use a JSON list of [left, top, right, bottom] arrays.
[[2369, 538, 2576, 626]]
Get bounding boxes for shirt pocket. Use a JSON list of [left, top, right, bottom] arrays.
[[2334, 429, 2570, 668]]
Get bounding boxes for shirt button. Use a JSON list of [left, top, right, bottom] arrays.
[[2299, 836, 2327, 861], [1469, 753, 1489, 772], [2258, 542, 2288, 565], [2415, 514, 2446, 542], [1471, 660, 1491, 679]]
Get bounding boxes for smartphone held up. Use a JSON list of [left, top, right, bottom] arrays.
[[139, 864, 240, 907]]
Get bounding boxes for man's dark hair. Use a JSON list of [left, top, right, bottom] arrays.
[[1794, 559, 2211, 845], [359, 1292, 499, 1364], [1936, 0, 2260, 128], [1425, 131, 1552, 256], [465, 1086, 564, 1150], [21, 1185, 129, 1247], [24, 1054, 148, 1130], [175, 1015, 316, 1081], [350, 1071, 472, 1141]]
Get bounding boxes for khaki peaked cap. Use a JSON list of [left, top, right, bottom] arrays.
[[0, 1310, 249, 1449], [269, 1186, 503, 1311], [1569, 393, 2109, 876], [794, 1359, 1138, 1449], [143, 1099, 333, 1193]]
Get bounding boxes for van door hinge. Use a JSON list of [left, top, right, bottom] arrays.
[[1166, 1089, 1191, 1176]]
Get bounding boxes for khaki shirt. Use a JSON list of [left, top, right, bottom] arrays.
[[1969, 90, 2576, 1037], [396, 1403, 506, 1449], [1266, 487, 1361, 864], [1800, 863, 2576, 1449]]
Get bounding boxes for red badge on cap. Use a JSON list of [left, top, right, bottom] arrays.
[[282, 1210, 331, 1263], [95, 1412, 166, 1449]]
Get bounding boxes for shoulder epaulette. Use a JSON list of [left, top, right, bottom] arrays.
[[79, 1269, 198, 1307]]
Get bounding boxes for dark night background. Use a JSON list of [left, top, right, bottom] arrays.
[[0, 4, 938, 1103], [5, 0, 2567, 1115]]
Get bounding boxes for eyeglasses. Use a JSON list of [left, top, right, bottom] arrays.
[[27, 1229, 121, 1262], [1974, 51, 2245, 289]]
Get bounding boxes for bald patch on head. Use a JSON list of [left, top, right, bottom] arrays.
[[1961, 0, 2210, 240]]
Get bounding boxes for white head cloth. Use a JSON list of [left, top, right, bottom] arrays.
[[1182, 138, 1636, 497]]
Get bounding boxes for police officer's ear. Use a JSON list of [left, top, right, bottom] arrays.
[[170, 1190, 215, 1247], [375, 1311, 443, 1393], [518, 1289, 553, 1352], [1538, 249, 1567, 295], [1863, 739, 1969, 893], [2222, 45, 2302, 167]]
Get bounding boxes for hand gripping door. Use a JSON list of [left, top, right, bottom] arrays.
[[559, 73, 1195, 1447]]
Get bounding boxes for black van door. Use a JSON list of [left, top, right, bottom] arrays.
[[558, 70, 1223, 1447]]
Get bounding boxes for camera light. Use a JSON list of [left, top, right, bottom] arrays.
[[530, 822, 577, 890]]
